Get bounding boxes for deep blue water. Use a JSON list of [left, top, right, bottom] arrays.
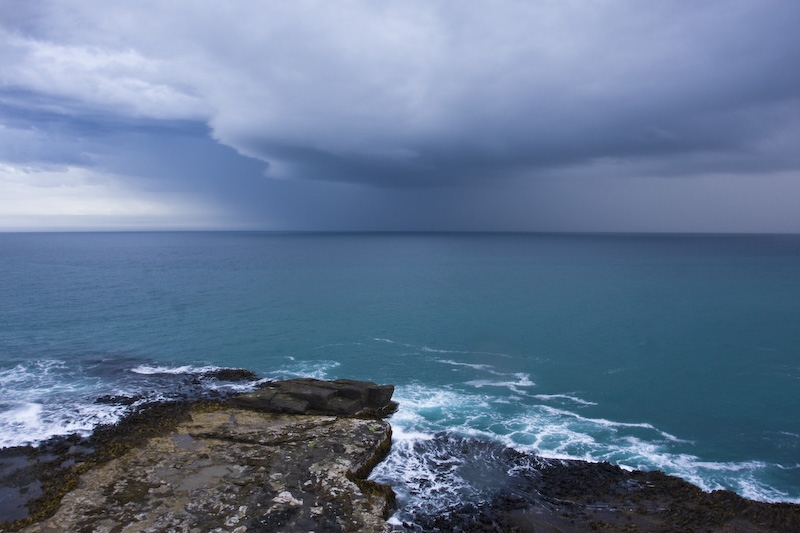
[[1, 232, 799, 518]]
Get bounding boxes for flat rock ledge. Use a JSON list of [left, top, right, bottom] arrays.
[[233, 378, 398, 418], [9, 379, 397, 533], [20, 411, 393, 533]]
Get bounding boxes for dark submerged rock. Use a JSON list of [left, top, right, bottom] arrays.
[[94, 394, 141, 406], [201, 368, 259, 382]]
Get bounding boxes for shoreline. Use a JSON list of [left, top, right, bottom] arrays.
[[385, 435, 800, 531], [1, 376, 799, 532]]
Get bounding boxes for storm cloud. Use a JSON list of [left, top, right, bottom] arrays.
[[1, 1, 799, 230]]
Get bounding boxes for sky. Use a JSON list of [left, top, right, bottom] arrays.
[[1, 1, 799, 232]]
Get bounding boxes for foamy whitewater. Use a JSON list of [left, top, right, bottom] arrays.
[[1, 232, 799, 522]]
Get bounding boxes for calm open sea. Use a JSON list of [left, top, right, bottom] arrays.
[[1, 232, 799, 520]]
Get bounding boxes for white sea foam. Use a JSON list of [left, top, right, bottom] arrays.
[[0, 402, 43, 431], [130, 364, 221, 375], [4, 355, 796, 506], [129, 363, 261, 392], [0, 360, 67, 386], [421, 346, 509, 356], [739, 479, 800, 504], [537, 405, 685, 442], [0, 360, 328, 446], [386, 515, 404, 527], [436, 359, 495, 371], [372, 337, 511, 358], [598, 436, 800, 503], [0, 400, 126, 448], [268, 359, 340, 380], [310, 342, 363, 350], [203, 380, 263, 393], [465, 373, 534, 393], [0, 359, 263, 448], [371, 380, 800, 513], [391, 425, 434, 443], [0, 360, 121, 447], [393, 383, 492, 414], [371, 433, 485, 523], [533, 393, 597, 406]]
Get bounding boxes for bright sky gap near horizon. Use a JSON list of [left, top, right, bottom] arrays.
[[1, 1, 799, 232]]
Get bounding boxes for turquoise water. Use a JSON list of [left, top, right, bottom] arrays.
[[1, 232, 799, 511]]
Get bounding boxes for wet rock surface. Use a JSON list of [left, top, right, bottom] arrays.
[[0, 378, 397, 532], [396, 436, 800, 533], [1, 399, 211, 530], [17, 409, 393, 533]]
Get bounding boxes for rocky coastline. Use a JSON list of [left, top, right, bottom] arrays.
[[1, 375, 799, 532], [387, 435, 800, 532], [1, 377, 398, 532]]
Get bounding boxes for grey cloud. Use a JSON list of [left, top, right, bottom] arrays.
[[201, 1, 800, 187], [6, 1, 800, 185], [2, 1, 800, 231]]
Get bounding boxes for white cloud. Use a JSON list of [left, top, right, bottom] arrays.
[[0, 163, 227, 229], [1, 31, 206, 119]]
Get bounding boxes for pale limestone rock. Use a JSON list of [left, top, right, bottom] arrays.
[[22, 409, 393, 533]]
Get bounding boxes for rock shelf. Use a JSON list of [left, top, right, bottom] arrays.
[[20, 409, 393, 533], [1, 378, 397, 533]]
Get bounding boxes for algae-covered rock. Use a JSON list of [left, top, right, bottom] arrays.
[[20, 409, 394, 533], [201, 368, 259, 382]]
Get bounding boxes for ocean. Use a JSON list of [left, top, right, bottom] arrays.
[[1, 231, 799, 523]]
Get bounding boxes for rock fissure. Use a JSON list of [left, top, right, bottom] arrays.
[[189, 432, 331, 448]]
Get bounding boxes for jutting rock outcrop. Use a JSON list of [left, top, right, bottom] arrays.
[[15, 379, 397, 533], [233, 378, 397, 417]]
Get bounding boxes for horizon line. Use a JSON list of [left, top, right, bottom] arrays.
[[2, 229, 800, 237]]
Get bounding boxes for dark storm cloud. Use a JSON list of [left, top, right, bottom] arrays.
[[206, 0, 800, 186], [1, 1, 800, 231]]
